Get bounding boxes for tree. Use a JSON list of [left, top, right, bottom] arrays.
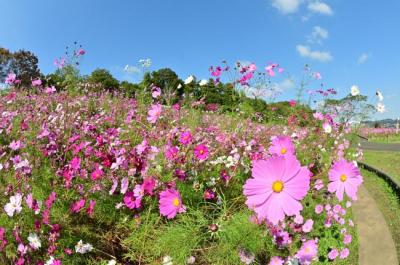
[[10, 49, 41, 86], [120, 81, 140, 97], [142, 68, 181, 95], [0, 48, 13, 82], [87, 69, 119, 91], [323, 94, 375, 123]]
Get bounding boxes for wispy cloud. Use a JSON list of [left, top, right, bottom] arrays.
[[357, 53, 371, 64], [271, 0, 333, 16], [307, 1, 333, 15], [296, 44, 333, 62], [271, 0, 303, 14], [307, 26, 329, 44]]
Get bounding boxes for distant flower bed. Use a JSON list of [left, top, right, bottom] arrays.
[[0, 88, 363, 265], [359, 127, 399, 138]]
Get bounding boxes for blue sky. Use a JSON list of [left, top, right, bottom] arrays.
[[1, 0, 399, 119]]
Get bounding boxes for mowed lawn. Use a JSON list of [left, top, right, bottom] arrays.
[[369, 134, 400, 144], [363, 150, 400, 183]]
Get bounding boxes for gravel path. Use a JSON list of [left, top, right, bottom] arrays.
[[358, 138, 400, 151]]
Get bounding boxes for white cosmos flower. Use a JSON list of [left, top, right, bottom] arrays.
[[323, 122, 332, 134], [162, 255, 173, 265], [28, 233, 41, 250], [199, 79, 208, 86], [107, 260, 117, 265], [4, 193, 23, 217], [376, 90, 384, 101], [45, 256, 55, 265], [184, 75, 194, 85], [376, 103, 385, 113], [75, 240, 93, 254], [350, 85, 360, 96]]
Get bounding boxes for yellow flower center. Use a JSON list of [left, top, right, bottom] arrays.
[[280, 148, 287, 154], [172, 198, 180, 207], [272, 181, 284, 193], [305, 247, 310, 253], [340, 174, 347, 182]]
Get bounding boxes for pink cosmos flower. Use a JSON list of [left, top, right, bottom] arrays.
[[289, 100, 297, 107], [268, 136, 295, 157], [315, 204, 323, 214], [32, 79, 42, 87], [296, 239, 318, 264], [165, 146, 179, 161], [269, 256, 284, 265], [123, 190, 142, 209], [328, 249, 339, 260], [70, 199, 85, 213], [179, 131, 193, 145], [4, 193, 23, 217], [142, 177, 156, 195], [0, 227, 7, 252], [194, 144, 209, 161], [328, 160, 363, 201], [147, 104, 162, 123], [343, 234, 352, 245], [314, 179, 324, 190], [77, 48, 86, 55], [86, 200, 96, 217], [45, 86, 57, 94], [243, 155, 310, 225], [159, 189, 186, 219]]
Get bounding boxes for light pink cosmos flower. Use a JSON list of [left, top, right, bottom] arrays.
[[315, 204, 323, 214], [296, 239, 318, 264], [302, 219, 314, 233], [151, 86, 161, 98], [343, 234, 352, 245], [340, 248, 349, 259], [31, 79, 42, 87], [328, 249, 339, 260], [268, 136, 295, 157], [9, 140, 24, 151], [147, 104, 162, 124], [269, 256, 284, 265], [159, 189, 186, 219], [243, 155, 310, 225], [328, 160, 363, 201], [194, 144, 209, 161], [4, 193, 23, 217], [5, 73, 18, 84]]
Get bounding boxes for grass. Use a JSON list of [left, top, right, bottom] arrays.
[[362, 150, 400, 184], [361, 169, 400, 259], [368, 134, 400, 144]]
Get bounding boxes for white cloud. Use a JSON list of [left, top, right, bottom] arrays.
[[296, 44, 333, 62], [271, 0, 302, 14], [307, 26, 329, 44], [276, 78, 296, 90], [357, 53, 371, 64], [308, 1, 333, 15]]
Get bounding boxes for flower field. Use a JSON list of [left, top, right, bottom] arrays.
[[0, 83, 362, 264]]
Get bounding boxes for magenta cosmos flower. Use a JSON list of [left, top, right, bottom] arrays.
[[179, 131, 192, 145], [328, 160, 363, 201], [194, 144, 209, 161], [159, 189, 186, 219], [268, 136, 295, 156], [243, 155, 310, 225]]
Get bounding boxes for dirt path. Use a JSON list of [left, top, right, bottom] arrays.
[[353, 186, 398, 265]]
